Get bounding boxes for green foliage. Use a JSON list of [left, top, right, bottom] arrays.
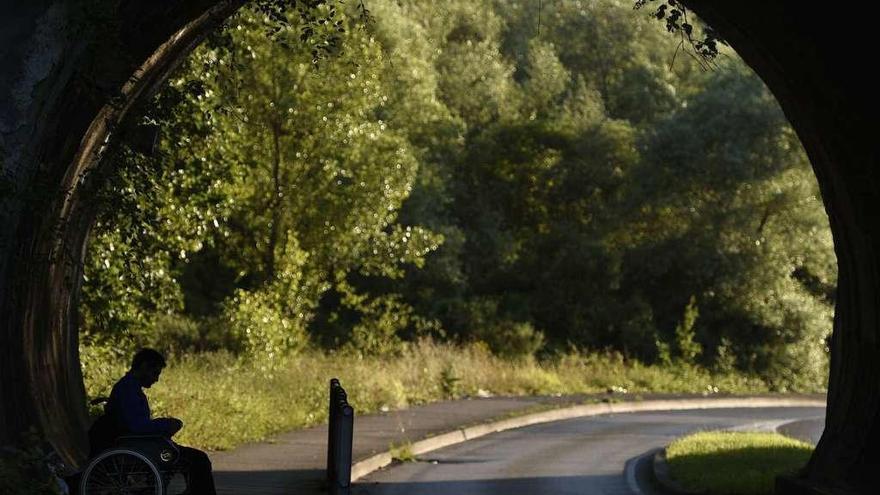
[[343, 287, 413, 356], [80, 340, 128, 405], [389, 441, 417, 463], [619, 65, 835, 388], [439, 361, 462, 399], [143, 313, 241, 355], [222, 287, 309, 365], [633, 0, 726, 67], [80, 0, 835, 392], [479, 321, 546, 360], [83, 4, 441, 359], [674, 296, 702, 363], [713, 337, 737, 375]]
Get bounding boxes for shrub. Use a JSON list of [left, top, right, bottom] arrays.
[[439, 362, 462, 398], [713, 337, 737, 374], [479, 321, 546, 359], [345, 294, 411, 356], [221, 288, 309, 366], [79, 341, 128, 405], [674, 296, 702, 364], [138, 313, 203, 354]]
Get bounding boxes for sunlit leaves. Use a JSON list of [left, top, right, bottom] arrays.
[[80, 0, 834, 388], [633, 0, 728, 68]]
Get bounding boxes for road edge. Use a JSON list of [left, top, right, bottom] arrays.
[[652, 448, 706, 495], [351, 396, 825, 482]]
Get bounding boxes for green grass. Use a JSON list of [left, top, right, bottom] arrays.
[[389, 441, 417, 462], [82, 339, 778, 451], [665, 431, 813, 495]]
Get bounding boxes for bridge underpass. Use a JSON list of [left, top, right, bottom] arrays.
[[1, 2, 878, 493]]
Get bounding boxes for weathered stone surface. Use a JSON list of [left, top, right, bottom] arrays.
[[683, 4, 880, 491], [0, 0, 243, 465]]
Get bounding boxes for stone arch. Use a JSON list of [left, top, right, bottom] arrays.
[[0, 0, 245, 465], [0, 1, 874, 491]]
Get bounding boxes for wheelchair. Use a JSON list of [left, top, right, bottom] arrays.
[[79, 399, 189, 495], [79, 434, 189, 495]]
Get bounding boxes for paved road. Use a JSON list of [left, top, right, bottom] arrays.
[[354, 407, 824, 495]]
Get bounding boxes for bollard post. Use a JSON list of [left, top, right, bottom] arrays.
[[327, 379, 354, 495], [327, 378, 341, 483], [334, 404, 354, 494]]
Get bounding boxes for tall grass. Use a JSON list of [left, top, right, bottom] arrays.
[[82, 340, 782, 451]]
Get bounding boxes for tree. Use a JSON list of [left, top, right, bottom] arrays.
[[82, 5, 443, 358]]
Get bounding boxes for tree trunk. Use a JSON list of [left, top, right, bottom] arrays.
[[684, 2, 880, 492], [266, 120, 285, 281]]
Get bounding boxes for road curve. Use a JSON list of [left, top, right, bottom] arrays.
[[353, 406, 824, 495]]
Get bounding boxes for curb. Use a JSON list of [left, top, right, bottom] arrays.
[[350, 396, 825, 482], [653, 449, 705, 495]]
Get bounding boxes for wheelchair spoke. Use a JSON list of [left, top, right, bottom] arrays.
[[82, 451, 162, 495], [111, 454, 124, 479], [90, 461, 123, 490], [83, 470, 118, 493]]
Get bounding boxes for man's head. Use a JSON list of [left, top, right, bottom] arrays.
[[130, 348, 166, 388]]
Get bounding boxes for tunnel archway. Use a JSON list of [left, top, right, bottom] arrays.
[[0, 1, 876, 492]]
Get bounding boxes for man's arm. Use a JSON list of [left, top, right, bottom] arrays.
[[116, 381, 182, 436]]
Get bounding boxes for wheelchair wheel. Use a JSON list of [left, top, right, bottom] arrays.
[[80, 448, 163, 495]]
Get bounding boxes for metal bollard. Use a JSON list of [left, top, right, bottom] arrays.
[[327, 378, 354, 495], [327, 378, 341, 483], [332, 404, 354, 494]]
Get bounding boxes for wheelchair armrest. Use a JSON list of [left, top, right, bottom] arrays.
[[116, 434, 171, 441], [114, 435, 180, 465]]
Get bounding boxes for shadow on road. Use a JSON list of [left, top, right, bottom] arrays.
[[214, 468, 324, 495], [353, 474, 637, 495]]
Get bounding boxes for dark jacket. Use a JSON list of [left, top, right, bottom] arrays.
[[88, 372, 178, 456], [106, 372, 179, 435]]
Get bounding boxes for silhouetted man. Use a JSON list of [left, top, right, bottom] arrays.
[[106, 348, 216, 495]]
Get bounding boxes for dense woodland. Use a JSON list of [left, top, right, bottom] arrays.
[[80, 0, 835, 391]]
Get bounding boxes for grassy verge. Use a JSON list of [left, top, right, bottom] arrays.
[[82, 340, 776, 451], [389, 441, 417, 463], [665, 431, 813, 495]]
